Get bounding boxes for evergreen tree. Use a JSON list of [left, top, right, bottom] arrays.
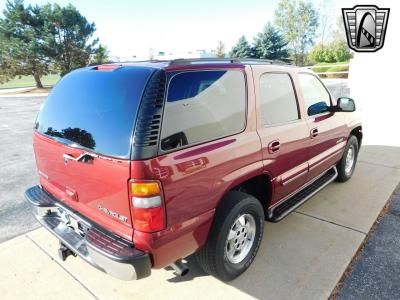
[[0, 0, 103, 85], [0, 0, 52, 88], [229, 36, 252, 58], [253, 23, 289, 61], [91, 44, 110, 64], [215, 40, 225, 58], [43, 3, 98, 76]]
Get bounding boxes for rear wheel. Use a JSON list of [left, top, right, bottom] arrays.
[[196, 191, 264, 281], [336, 135, 359, 182]]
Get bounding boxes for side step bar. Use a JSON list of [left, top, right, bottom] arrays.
[[269, 167, 338, 222]]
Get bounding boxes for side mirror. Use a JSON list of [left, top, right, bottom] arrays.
[[308, 101, 329, 116], [336, 97, 356, 112]]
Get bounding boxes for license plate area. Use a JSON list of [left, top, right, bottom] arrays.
[[58, 208, 89, 237]]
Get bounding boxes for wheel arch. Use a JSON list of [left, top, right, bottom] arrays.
[[350, 125, 362, 149], [218, 169, 273, 218]]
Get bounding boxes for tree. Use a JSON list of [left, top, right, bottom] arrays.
[[331, 40, 352, 62], [308, 43, 325, 63], [308, 41, 352, 64], [43, 3, 98, 76], [0, 34, 16, 84], [322, 45, 335, 63], [229, 36, 252, 58], [0, 0, 52, 88], [252, 23, 289, 61], [274, 0, 319, 66], [91, 44, 110, 64], [215, 40, 225, 58], [331, 16, 347, 42], [0, 1, 103, 86]]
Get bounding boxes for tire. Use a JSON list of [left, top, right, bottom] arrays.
[[196, 191, 264, 281], [336, 135, 359, 182]]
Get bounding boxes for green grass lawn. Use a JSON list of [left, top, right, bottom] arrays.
[[310, 61, 349, 73], [0, 74, 60, 89]]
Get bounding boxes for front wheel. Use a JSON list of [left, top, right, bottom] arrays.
[[196, 191, 264, 281], [336, 135, 359, 182]]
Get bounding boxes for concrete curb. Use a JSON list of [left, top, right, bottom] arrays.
[[0, 93, 49, 98]]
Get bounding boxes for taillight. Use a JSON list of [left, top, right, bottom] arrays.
[[129, 180, 165, 232]]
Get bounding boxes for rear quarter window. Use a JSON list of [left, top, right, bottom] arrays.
[[160, 70, 246, 151]]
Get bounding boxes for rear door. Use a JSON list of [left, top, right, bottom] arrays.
[[297, 73, 347, 180], [33, 66, 154, 240], [253, 67, 310, 205]]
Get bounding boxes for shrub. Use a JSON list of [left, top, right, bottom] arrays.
[[308, 40, 352, 64]]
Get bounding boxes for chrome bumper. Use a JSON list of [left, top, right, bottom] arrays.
[[25, 186, 151, 280]]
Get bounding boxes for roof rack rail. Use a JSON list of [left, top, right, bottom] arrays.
[[169, 58, 277, 65], [87, 60, 170, 67]]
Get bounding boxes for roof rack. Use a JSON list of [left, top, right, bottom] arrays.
[[87, 58, 291, 68], [87, 60, 170, 67], [169, 58, 277, 65]]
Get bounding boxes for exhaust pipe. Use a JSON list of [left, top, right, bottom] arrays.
[[170, 260, 189, 276]]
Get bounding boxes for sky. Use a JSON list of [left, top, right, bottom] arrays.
[[0, 0, 346, 59]]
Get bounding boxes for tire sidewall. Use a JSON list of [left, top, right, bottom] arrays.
[[341, 136, 359, 180], [215, 198, 264, 280]]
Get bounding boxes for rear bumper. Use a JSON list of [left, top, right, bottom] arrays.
[[25, 185, 151, 280]]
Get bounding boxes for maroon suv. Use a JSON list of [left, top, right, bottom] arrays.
[[26, 59, 362, 281]]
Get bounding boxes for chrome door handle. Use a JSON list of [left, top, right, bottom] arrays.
[[310, 128, 319, 138], [63, 152, 98, 163], [268, 140, 281, 153]]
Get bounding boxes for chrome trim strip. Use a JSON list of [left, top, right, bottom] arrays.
[[272, 167, 338, 221], [269, 166, 338, 218], [281, 169, 308, 186], [309, 149, 342, 171]]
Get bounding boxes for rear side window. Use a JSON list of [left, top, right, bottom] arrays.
[[35, 67, 154, 158], [259, 73, 299, 126], [161, 70, 246, 151], [298, 73, 331, 115]]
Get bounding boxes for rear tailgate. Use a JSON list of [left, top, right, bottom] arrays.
[[33, 66, 155, 240]]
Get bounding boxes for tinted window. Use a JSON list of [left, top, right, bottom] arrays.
[[298, 73, 331, 115], [260, 73, 299, 126], [35, 67, 154, 158], [161, 70, 246, 151]]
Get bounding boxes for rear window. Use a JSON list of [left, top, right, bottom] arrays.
[[160, 70, 246, 151], [35, 67, 154, 158]]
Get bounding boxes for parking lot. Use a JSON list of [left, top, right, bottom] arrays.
[[1, 87, 400, 299], [0, 96, 41, 243]]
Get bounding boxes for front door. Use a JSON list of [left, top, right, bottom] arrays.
[[297, 73, 347, 180], [254, 69, 310, 205]]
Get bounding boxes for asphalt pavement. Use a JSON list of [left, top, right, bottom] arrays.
[[0, 96, 43, 243], [336, 186, 400, 299]]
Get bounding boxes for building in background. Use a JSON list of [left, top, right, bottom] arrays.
[[110, 49, 216, 62], [153, 49, 216, 60]]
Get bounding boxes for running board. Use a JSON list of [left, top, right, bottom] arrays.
[[269, 167, 338, 222]]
